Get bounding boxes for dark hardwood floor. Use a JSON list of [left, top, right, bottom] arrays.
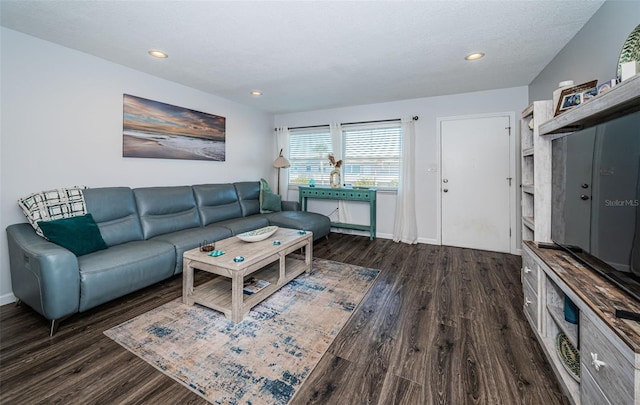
[[0, 233, 569, 404]]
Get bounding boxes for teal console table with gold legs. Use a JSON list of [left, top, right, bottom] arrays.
[[298, 186, 377, 240]]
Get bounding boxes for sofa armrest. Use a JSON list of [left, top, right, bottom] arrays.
[[281, 200, 300, 211], [6, 223, 80, 320]]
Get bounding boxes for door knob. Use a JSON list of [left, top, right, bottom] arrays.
[[443, 179, 448, 183], [580, 194, 590, 200], [443, 189, 448, 193]]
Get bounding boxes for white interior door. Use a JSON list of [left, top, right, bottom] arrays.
[[440, 115, 512, 253]]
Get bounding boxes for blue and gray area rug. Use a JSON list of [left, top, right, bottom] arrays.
[[104, 258, 379, 405]]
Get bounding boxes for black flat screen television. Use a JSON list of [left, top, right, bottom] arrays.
[[551, 110, 640, 303]]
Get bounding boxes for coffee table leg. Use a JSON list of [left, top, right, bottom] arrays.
[[183, 260, 194, 305], [279, 252, 286, 284], [305, 238, 313, 273], [231, 271, 243, 323]]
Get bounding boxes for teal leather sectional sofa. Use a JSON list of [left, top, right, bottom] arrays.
[[6, 181, 330, 334]]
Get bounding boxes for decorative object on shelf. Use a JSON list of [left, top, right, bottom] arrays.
[[330, 168, 341, 188], [554, 80, 598, 116], [233, 256, 245, 262], [208, 250, 225, 257], [621, 61, 640, 81], [328, 153, 343, 188], [236, 226, 278, 242], [597, 79, 619, 95], [556, 332, 580, 382], [552, 80, 574, 111], [308, 179, 315, 187], [617, 24, 640, 79], [564, 295, 579, 324], [272, 149, 290, 195]]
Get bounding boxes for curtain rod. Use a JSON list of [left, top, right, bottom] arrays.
[[276, 116, 418, 131]]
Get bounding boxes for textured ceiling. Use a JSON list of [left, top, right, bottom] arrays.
[[0, 1, 605, 114]]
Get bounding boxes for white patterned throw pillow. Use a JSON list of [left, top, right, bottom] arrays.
[[18, 186, 88, 237]]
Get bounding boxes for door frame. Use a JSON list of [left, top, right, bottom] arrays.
[[436, 112, 519, 254]]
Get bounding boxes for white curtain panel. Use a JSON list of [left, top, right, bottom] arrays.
[[275, 127, 290, 198], [330, 123, 352, 225], [393, 117, 418, 244]]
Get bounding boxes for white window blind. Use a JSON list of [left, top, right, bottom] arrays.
[[287, 122, 402, 189], [342, 124, 401, 188], [288, 127, 332, 186]]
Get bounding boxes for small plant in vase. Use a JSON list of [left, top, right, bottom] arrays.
[[328, 153, 342, 188]]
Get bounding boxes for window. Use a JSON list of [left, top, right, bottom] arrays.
[[287, 122, 402, 189], [288, 127, 332, 186], [343, 123, 401, 188]]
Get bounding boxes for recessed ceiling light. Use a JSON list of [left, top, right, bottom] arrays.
[[250, 91, 263, 97], [148, 50, 168, 59], [465, 52, 485, 61]]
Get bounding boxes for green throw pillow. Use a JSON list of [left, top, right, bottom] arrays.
[[38, 214, 108, 256], [260, 178, 281, 213]]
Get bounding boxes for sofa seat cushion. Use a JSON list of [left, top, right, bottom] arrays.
[[214, 215, 270, 235], [152, 226, 232, 274], [266, 211, 331, 240], [78, 240, 176, 311]]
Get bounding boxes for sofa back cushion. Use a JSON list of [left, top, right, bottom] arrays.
[[234, 182, 261, 217], [84, 187, 144, 246], [192, 184, 243, 226], [133, 186, 201, 239]]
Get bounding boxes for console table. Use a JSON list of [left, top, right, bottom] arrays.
[[298, 186, 377, 240]]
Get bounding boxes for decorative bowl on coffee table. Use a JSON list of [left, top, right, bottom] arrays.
[[236, 226, 278, 242]]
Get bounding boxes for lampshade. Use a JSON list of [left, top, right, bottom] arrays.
[[273, 149, 290, 168]]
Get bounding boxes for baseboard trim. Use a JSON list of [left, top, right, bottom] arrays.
[[0, 292, 17, 306], [329, 229, 439, 246], [417, 237, 439, 245]]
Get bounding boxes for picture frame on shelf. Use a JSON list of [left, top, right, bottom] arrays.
[[554, 80, 597, 116], [596, 79, 618, 95]]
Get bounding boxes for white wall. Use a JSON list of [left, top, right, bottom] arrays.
[[275, 86, 529, 244], [0, 28, 275, 304]]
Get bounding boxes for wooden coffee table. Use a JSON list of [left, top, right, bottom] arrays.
[[182, 228, 313, 322]]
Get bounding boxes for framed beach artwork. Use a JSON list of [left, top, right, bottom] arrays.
[[123, 94, 226, 161]]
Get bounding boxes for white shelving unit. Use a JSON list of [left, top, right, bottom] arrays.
[[521, 75, 640, 405], [520, 100, 553, 242]]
